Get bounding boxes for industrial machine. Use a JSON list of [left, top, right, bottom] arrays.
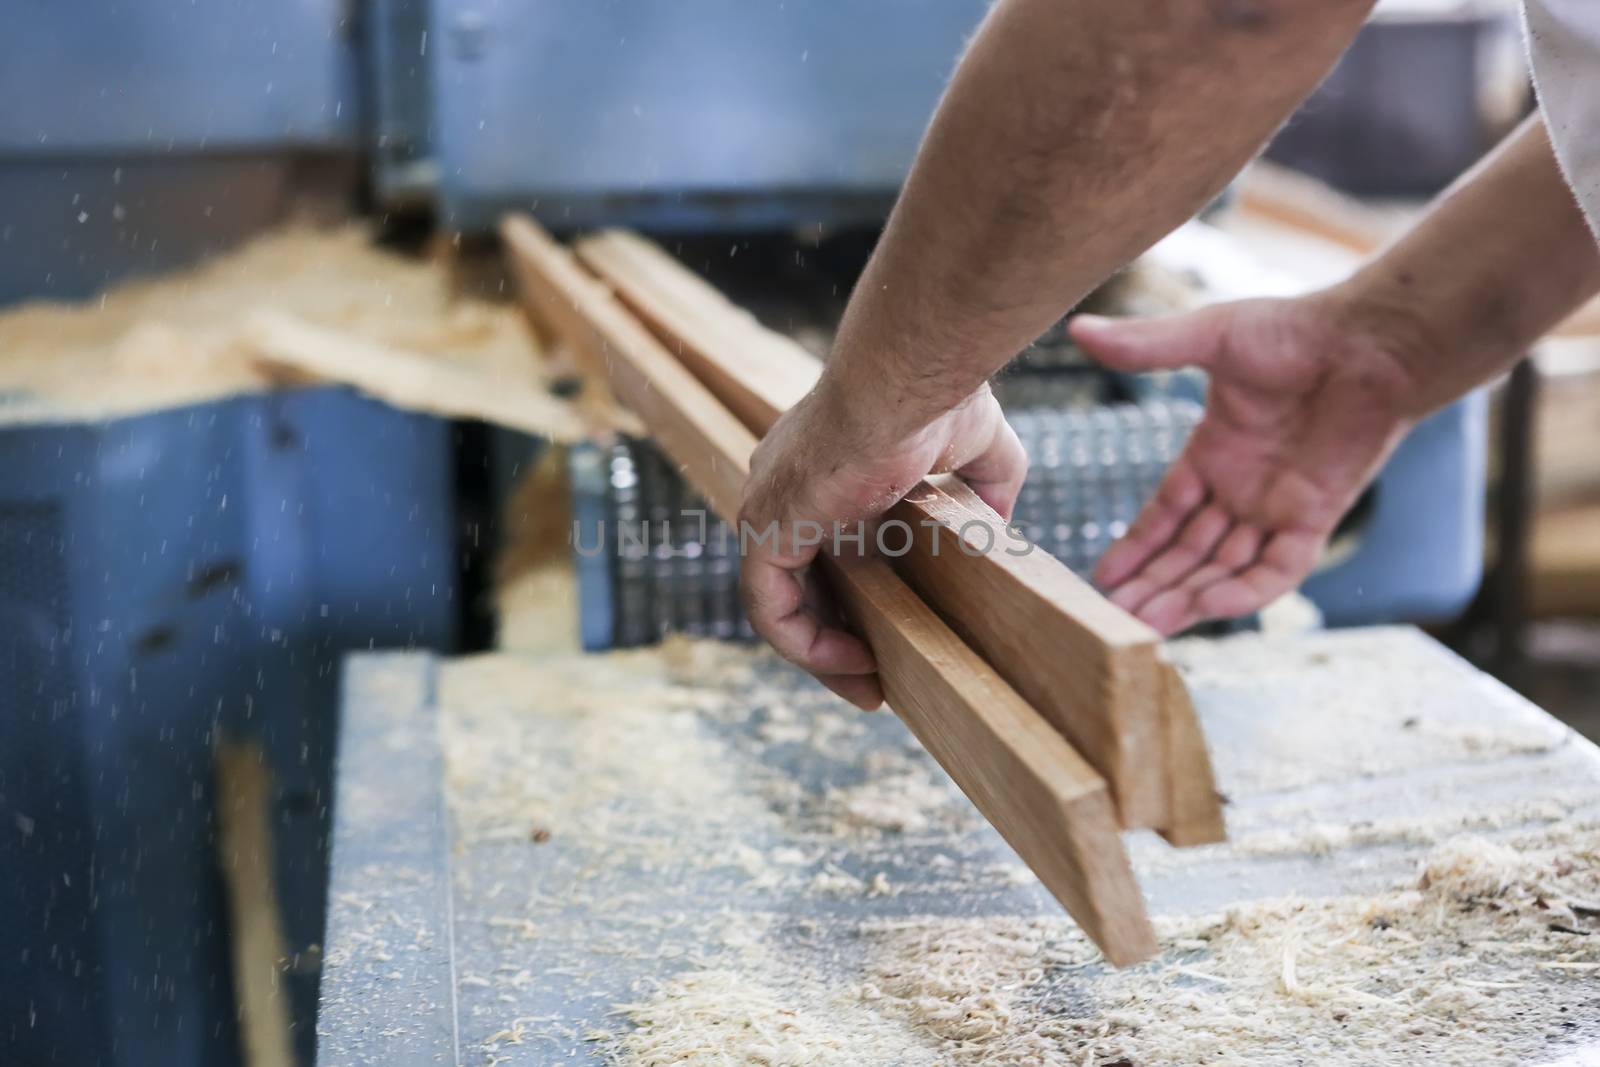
[[0, 4, 1492, 1066], [0, 392, 457, 1067]]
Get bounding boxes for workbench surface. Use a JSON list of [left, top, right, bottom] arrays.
[[318, 627, 1600, 1066]]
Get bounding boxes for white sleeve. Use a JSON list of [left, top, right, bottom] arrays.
[[1525, 0, 1600, 241]]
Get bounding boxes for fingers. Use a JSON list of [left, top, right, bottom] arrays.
[[816, 672, 885, 711], [1112, 525, 1319, 636], [740, 553, 880, 708], [1137, 523, 1265, 629], [1193, 531, 1321, 621], [954, 415, 1029, 521], [741, 554, 877, 675], [1105, 502, 1230, 617], [1069, 305, 1230, 374], [1093, 460, 1207, 590]]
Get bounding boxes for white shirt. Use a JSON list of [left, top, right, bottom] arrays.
[[1525, 0, 1600, 240]]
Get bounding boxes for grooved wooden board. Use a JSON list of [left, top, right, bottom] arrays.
[[574, 227, 1221, 840], [505, 214, 1157, 965]]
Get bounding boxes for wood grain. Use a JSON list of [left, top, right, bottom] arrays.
[[892, 474, 1170, 826], [506, 214, 1158, 965], [576, 228, 1223, 840]]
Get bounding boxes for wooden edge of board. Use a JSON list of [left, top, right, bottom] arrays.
[[828, 553, 1158, 966], [503, 215, 749, 519], [574, 230, 821, 422], [1155, 658, 1226, 847], [888, 475, 1170, 831], [505, 212, 1157, 965], [576, 228, 1211, 837]]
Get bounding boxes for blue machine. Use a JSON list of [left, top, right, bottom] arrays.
[[371, 0, 992, 229], [0, 392, 456, 1067], [0, 0, 359, 304]]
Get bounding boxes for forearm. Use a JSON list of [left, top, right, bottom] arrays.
[[822, 0, 1375, 431], [1334, 116, 1600, 414]]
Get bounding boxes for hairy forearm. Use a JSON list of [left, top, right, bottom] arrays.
[[1335, 116, 1600, 414], [821, 0, 1375, 431]]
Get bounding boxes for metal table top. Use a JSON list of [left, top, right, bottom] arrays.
[[317, 627, 1600, 1066]]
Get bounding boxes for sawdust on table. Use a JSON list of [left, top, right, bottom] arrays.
[[1167, 627, 1572, 795], [611, 822, 1600, 1067], [434, 638, 1600, 1067], [0, 224, 583, 436]]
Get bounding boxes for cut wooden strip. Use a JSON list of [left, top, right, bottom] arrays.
[[503, 221, 748, 519], [576, 228, 1223, 841], [891, 474, 1169, 826], [826, 553, 1160, 964], [504, 214, 1157, 966], [1156, 661, 1226, 847], [575, 230, 821, 426], [243, 310, 587, 443]]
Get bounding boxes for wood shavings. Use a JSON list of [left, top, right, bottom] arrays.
[[420, 639, 1600, 1065], [1168, 627, 1571, 794], [608, 969, 867, 1066], [605, 824, 1600, 1066], [809, 868, 866, 896], [1229, 800, 1574, 858], [440, 652, 779, 856], [492, 447, 581, 656], [821, 770, 963, 835], [0, 224, 589, 436]]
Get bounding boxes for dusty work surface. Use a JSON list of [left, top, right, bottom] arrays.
[[319, 627, 1600, 1066]]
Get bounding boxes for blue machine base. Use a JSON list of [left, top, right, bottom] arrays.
[[0, 388, 456, 1067]]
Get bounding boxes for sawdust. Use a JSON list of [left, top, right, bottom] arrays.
[[0, 224, 583, 435], [427, 638, 1600, 1065], [606, 823, 1600, 1067], [1228, 800, 1575, 858], [1168, 627, 1572, 794], [612, 967, 864, 1066], [439, 650, 778, 856], [492, 446, 582, 655], [823, 769, 964, 835]]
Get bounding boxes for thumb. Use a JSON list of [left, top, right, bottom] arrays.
[[955, 413, 1028, 521], [1069, 305, 1230, 373]]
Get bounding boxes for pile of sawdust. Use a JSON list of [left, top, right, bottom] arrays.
[[822, 767, 966, 835], [0, 224, 559, 426], [492, 445, 581, 655], [1226, 799, 1574, 858], [606, 823, 1600, 1066], [610, 968, 865, 1066], [431, 639, 1599, 1066], [439, 650, 779, 856]]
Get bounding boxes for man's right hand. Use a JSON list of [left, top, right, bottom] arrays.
[[737, 379, 1027, 710], [1071, 290, 1426, 635]]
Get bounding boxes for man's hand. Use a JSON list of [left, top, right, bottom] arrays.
[[738, 380, 1027, 710], [1071, 293, 1422, 635]]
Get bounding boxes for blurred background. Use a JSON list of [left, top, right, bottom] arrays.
[[2, 0, 1597, 1064]]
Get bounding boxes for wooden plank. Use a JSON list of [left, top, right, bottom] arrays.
[[574, 230, 820, 426], [892, 474, 1169, 826], [575, 228, 1223, 841], [1155, 661, 1227, 846], [503, 219, 748, 519], [504, 214, 1158, 965], [214, 739, 295, 1067], [827, 554, 1161, 964]]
